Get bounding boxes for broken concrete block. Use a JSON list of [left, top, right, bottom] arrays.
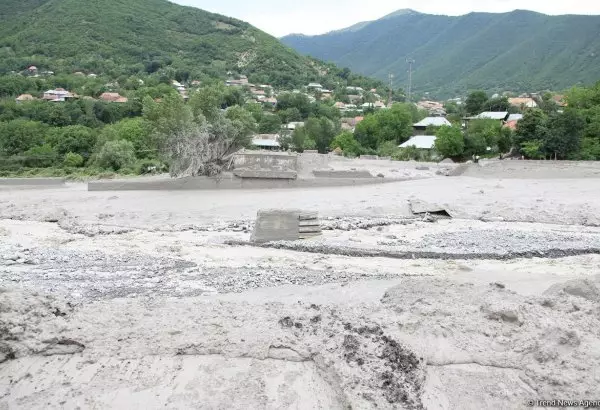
[[251, 209, 321, 243], [408, 199, 451, 217]]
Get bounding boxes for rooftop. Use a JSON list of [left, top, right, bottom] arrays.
[[413, 117, 451, 127], [476, 112, 509, 120], [399, 135, 436, 149]]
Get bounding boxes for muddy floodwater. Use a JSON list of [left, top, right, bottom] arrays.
[[2, 160, 600, 409]]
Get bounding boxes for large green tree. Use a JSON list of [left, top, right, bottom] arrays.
[[465, 91, 489, 115], [354, 103, 413, 149], [435, 125, 465, 158]]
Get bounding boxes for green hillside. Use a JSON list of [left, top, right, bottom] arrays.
[[282, 10, 600, 97], [0, 0, 379, 89]]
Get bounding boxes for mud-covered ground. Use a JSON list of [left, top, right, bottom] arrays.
[[2, 160, 600, 409]]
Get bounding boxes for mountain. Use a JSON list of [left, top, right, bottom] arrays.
[[281, 10, 600, 96], [0, 0, 381, 89]]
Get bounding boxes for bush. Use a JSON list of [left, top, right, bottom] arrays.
[[392, 146, 420, 161], [94, 140, 136, 171], [135, 159, 165, 175], [63, 152, 84, 168]]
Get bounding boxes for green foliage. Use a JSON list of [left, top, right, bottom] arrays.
[[0, 119, 47, 156], [46, 125, 96, 158], [282, 11, 600, 96], [258, 114, 282, 134], [520, 140, 544, 159], [303, 118, 338, 154], [354, 103, 413, 149], [465, 91, 488, 115], [330, 131, 362, 156], [392, 146, 423, 161], [94, 140, 136, 171], [225, 106, 258, 138], [63, 152, 84, 167], [434, 126, 465, 158]]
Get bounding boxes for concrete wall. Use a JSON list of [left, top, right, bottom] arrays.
[[0, 178, 65, 186], [233, 152, 298, 171], [88, 174, 398, 191]]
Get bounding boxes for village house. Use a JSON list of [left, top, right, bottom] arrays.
[[508, 97, 538, 109], [346, 86, 364, 94], [399, 135, 437, 151], [334, 101, 346, 110], [262, 97, 277, 108], [99, 92, 128, 103], [416, 100, 446, 116], [42, 88, 74, 102], [503, 113, 524, 130], [16, 94, 36, 103], [413, 117, 451, 135], [283, 121, 305, 131], [307, 82, 323, 90], [252, 134, 280, 150], [347, 95, 362, 104], [552, 95, 567, 107]]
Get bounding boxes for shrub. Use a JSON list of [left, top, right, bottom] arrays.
[[94, 140, 136, 171], [63, 152, 84, 168]]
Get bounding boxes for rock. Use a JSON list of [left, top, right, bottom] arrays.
[[439, 158, 454, 164], [416, 166, 430, 171], [377, 173, 385, 178]]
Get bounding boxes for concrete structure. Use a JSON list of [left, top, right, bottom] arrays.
[[87, 174, 395, 191], [233, 151, 297, 172], [312, 170, 373, 179], [0, 178, 66, 186], [251, 209, 321, 243], [233, 169, 297, 179]]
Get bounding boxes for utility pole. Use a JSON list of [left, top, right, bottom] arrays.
[[406, 58, 415, 102], [388, 73, 394, 107]]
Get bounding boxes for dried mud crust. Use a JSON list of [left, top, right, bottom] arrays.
[[380, 276, 600, 403], [0, 289, 83, 363]]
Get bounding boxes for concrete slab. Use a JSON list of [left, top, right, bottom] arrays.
[[0, 178, 65, 186], [233, 169, 297, 179], [312, 170, 373, 179]]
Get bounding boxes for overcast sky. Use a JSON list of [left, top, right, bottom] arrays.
[[171, 0, 600, 37]]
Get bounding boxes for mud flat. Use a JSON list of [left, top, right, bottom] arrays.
[[2, 159, 600, 409]]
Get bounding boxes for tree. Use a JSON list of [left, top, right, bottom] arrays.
[[94, 140, 136, 171], [303, 117, 338, 153], [47, 125, 97, 159], [225, 106, 258, 138], [515, 109, 547, 146], [0, 120, 47, 156], [434, 126, 464, 158], [481, 96, 510, 112], [354, 103, 413, 149], [276, 93, 312, 118], [542, 110, 585, 159], [163, 112, 252, 177], [258, 114, 282, 134], [330, 131, 362, 156], [465, 119, 502, 155], [465, 91, 488, 115], [277, 107, 302, 124]]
